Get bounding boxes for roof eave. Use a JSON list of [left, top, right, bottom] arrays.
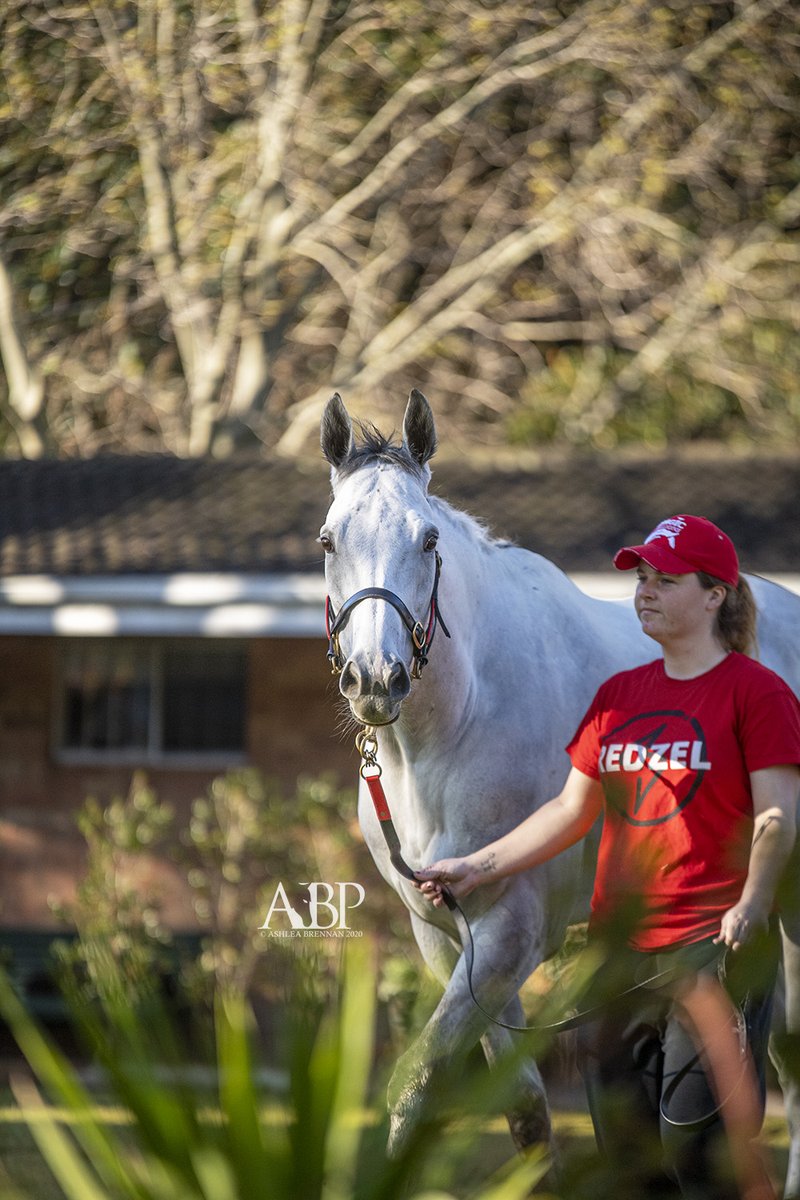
[[0, 570, 796, 638], [0, 572, 327, 637]]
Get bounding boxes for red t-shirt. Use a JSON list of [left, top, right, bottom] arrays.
[[567, 652, 800, 951]]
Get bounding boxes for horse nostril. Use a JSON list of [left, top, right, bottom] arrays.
[[340, 659, 363, 699], [387, 661, 411, 702]]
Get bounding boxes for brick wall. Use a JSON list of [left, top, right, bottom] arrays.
[[0, 635, 356, 929]]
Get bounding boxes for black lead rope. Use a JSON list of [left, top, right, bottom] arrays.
[[433, 879, 702, 1036], [435, 869, 748, 1129], [659, 955, 750, 1130]]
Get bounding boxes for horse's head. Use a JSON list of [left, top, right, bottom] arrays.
[[320, 390, 447, 727]]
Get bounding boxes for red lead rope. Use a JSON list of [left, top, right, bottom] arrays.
[[356, 728, 418, 882], [362, 769, 392, 822]]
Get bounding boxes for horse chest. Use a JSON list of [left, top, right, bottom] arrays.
[[357, 753, 530, 872]]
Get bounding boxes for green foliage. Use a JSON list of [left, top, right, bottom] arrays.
[[509, 322, 800, 450], [51, 773, 175, 1010], [51, 769, 411, 1034], [0, 939, 550, 1200], [180, 769, 371, 993], [377, 952, 436, 1049]]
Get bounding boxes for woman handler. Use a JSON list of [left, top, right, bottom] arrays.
[[416, 515, 800, 1199]]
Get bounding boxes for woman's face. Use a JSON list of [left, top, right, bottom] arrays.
[[634, 564, 724, 645]]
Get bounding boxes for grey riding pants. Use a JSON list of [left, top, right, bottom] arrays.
[[576, 927, 780, 1200]]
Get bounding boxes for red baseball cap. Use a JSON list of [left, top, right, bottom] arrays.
[[613, 515, 739, 587]]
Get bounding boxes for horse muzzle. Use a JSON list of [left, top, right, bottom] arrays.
[[340, 657, 411, 726]]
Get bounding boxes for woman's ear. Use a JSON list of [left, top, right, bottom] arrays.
[[707, 585, 727, 611]]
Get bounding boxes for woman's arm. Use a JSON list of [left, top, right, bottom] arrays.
[[715, 763, 800, 951], [414, 766, 603, 907]]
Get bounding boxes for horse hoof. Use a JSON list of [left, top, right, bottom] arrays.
[[507, 1102, 553, 1153]]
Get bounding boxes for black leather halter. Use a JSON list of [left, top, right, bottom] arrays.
[[325, 551, 450, 680]]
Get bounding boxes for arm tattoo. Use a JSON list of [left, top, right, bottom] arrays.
[[752, 814, 778, 848], [477, 851, 497, 875]]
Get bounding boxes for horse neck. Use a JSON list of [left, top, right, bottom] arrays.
[[381, 516, 615, 763], [380, 505, 491, 757]]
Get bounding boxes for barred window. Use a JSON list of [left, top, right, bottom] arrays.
[[58, 639, 247, 764]]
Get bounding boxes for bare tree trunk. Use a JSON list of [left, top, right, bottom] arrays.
[[0, 250, 45, 457]]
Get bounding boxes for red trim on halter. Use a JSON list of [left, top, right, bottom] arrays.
[[425, 600, 438, 645]]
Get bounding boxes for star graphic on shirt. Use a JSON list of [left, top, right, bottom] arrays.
[[600, 710, 711, 826], [632, 721, 668, 815]]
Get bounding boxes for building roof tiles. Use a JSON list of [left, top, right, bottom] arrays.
[[0, 452, 796, 576]]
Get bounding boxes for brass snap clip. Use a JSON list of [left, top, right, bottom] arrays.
[[355, 726, 381, 777]]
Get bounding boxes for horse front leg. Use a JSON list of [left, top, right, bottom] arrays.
[[386, 897, 551, 1157], [480, 997, 551, 1152]]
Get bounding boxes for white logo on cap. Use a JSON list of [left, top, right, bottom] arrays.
[[644, 517, 687, 551]]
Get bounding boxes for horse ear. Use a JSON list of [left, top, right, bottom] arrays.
[[321, 393, 354, 467], [402, 389, 437, 466]]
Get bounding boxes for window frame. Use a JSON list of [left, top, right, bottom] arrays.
[[52, 637, 249, 769]]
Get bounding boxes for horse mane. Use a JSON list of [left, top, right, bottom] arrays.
[[430, 494, 509, 550]]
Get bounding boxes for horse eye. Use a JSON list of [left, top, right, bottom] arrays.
[[423, 531, 439, 552], [319, 533, 335, 553]]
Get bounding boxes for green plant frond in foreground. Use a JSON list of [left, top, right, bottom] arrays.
[[0, 938, 550, 1200]]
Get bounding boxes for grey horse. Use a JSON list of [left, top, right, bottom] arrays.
[[320, 390, 800, 1193]]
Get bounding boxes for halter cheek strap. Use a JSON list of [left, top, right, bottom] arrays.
[[326, 551, 450, 680]]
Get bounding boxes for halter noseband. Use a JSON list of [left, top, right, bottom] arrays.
[[325, 551, 450, 681]]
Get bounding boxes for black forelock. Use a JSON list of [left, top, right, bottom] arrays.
[[333, 420, 427, 480]]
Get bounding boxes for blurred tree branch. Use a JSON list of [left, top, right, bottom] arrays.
[[0, 0, 796, 455]]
